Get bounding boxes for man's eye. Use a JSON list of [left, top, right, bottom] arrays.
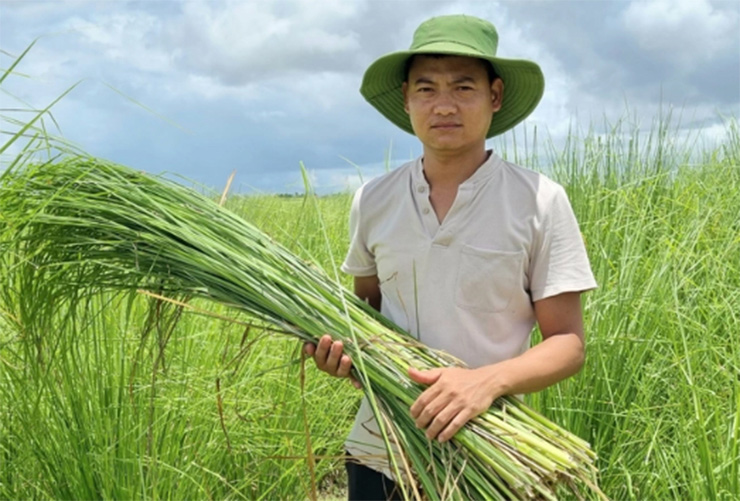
[[458, 86, 474, 91]]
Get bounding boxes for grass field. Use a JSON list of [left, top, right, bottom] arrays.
[[1, 61, 739, 498]]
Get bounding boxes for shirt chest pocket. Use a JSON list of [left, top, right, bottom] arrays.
[[455, 245, 524, 313]]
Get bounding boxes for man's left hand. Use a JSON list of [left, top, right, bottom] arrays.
[[408, 366, 500, 443]]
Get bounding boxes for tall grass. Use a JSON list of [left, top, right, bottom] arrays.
[[2, 121, 737, 499], [0, 184, 357, 500], [529, 117, 740, 500], [2, 42, 738, 499]]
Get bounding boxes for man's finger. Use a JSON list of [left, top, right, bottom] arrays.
[[414, 393, 448, 429], [326, 341, 344, 374], [410, 385, 441, 419], [425, 404, 461, 441], [336, 354, 352, 378], [314, 335, 332, 364], [438, 409, 472, 443], [304, 343, 316, 356], [408, 367, 442, 385]]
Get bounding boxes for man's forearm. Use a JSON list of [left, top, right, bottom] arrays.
[[409, 292, 588, 442], [480, 332, 585, 398]]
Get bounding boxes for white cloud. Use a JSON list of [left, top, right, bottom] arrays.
[[45, 0, 371, 102], [1, 0, 101, 20], [622, 0, 739, 69], [64, 11, 176, 74], [302, 162, 397, 194], [3, 0, 736, 193], [173, 74, 261, 101], [168, 0, 365, 84], [686, 116, 735, 154], [248, 110, 288, 121], [437, 1, 581, 147]]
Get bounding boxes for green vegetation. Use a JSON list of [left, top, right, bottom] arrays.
[[1, 44, 738, 500], [534, 118, 740, 501], [0, 154, 603, 499]]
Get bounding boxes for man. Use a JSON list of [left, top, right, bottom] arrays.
[[304, 14, 597, 500]]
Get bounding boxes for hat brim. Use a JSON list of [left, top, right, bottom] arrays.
[[360, 42, 544, 138]]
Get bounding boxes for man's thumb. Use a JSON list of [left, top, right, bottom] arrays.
[[408, 367, 441, 385]]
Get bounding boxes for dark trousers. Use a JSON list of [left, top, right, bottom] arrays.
[[346, 455, 403, 501]]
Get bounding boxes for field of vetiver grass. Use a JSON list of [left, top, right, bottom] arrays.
[[1, 116, 738, 500], [1, 43, 739, 498]]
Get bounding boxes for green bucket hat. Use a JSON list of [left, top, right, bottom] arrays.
[[360, 14, 545, 138]]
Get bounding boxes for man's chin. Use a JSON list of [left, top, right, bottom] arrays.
[[424, 139, 469, 151]]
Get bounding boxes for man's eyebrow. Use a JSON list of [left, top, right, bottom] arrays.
[[451, 75, 477, 84], [412, 75, 478, 85], [412, 77, 435, 85]]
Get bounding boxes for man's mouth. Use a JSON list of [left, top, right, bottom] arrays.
[[431, 123, 462, 129]]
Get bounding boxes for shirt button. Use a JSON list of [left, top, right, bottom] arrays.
[[417, 186, 426, 193], [422, 207, 430, 215]]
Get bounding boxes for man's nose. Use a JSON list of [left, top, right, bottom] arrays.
[[432, 91, 457, 115]]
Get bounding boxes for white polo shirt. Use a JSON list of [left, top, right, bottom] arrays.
[[340, 151, 597, 475]]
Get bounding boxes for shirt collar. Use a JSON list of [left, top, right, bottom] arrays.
[[412, 149, 501, 190]]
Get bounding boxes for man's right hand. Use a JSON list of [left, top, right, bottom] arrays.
[[304, 334, 362, 389]]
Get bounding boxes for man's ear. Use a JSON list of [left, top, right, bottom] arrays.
[[490, 78, 504, 112], [402, 82, 410, 113]]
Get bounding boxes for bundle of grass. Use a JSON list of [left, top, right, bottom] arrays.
[[0, 157, 605, 500]]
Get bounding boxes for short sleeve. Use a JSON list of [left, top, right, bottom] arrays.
[[341, 185, 377, 277], [528, 184, 597, 301]]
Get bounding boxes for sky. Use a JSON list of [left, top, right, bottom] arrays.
[[2, 0, 739, 194]]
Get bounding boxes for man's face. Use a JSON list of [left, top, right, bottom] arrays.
[[402, 55, 503, 155]]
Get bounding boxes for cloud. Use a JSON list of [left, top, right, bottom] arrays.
[[492, 0, 739, 133], [1, 0, 99, 21], [166, 0, 365, 85], [64, 11, 175, 74], [3, 0, 737, 193], [622, 0, 739, 70]]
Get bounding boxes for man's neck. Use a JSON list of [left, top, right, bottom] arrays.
[[421, 146, 490, 188]]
